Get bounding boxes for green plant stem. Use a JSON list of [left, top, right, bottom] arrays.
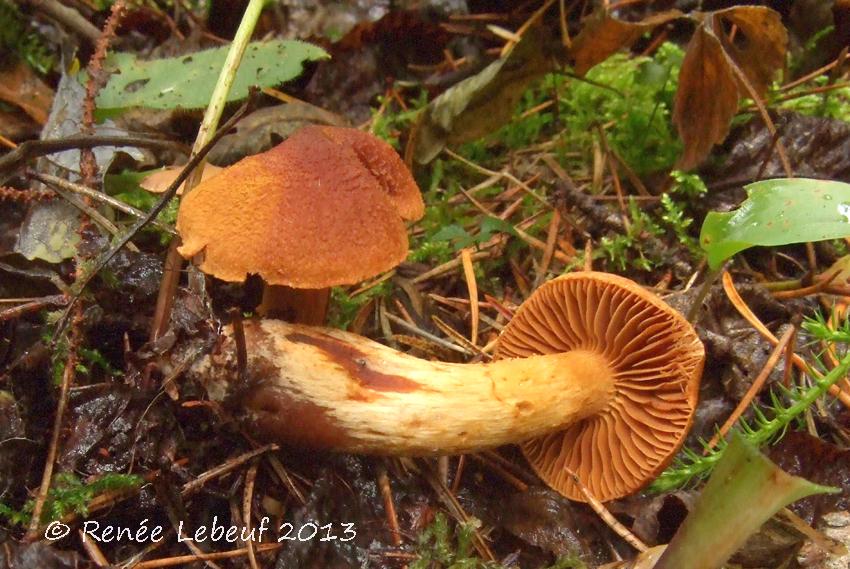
[[186, 0, 267, 184], [150, 0, 267, 341], [653, 347, 850, 490], [686, 266, 722, 323]]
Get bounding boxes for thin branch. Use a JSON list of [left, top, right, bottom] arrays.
[[0, 135, 187, 181], [29, 171, 176, 235]]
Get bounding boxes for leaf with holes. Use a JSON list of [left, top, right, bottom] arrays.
[[96, 40, 328, 115], [712, 6, 787, 98], [700, 178, 850, 269]]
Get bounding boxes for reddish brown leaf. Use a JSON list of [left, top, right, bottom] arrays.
[[569, 9, 682, 76], [0, 62, 54, 125], [712, 6, 788, 97], [673, 25, 740, 170]]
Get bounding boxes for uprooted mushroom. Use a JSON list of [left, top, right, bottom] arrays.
[[191, 272, 705, 502]]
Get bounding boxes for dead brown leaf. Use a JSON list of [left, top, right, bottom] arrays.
[[140, 164, 223, 195], [713, 6, 788, 97], [0, 62, 54, 125], [673, 24, 740, 170], [569, 9, 682, 76], [412, 25, 553, 164]]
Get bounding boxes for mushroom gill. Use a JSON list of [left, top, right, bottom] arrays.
[[496, 272, 704, 502]]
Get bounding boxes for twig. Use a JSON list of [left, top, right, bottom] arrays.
[[181, 443, 277, 496], [412, 249, 494, 284], [25, 304, 82, 539], [0, 185, 54, 202], [28, 171, 176, 235], [444, 148, 550, 208], [460, 248, 479, 346], [384, 312, 471, 355], [242, 460, 260, 569], [131, 543, 282, 568], [377, 464, 402, 547], [564, 467, 647, 552], [724, 51, 792, 178], [706, 327, 795, 450], [39, 181, 140, 252], [80, 1, 127, 183], [468, 453, 528, 492], [0, 294, 67, 322], [79, 529, 110, 566], [0, 135, 185, 180], [23, 0, 101, 45], [263, 454, 306, 506], [422, 463, 496, 562], [721, 271, 850, 409], [229, 309, 248, 383]]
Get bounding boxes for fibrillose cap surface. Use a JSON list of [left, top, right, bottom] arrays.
[[495, 272, 704, 502], [176, 126, 424, 288]]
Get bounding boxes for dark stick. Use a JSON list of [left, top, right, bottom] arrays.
[[0, 135, 188, 181], [228, 308, 248, 382]]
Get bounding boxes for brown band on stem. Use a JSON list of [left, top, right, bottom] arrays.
[[284, 331, 422, 393]]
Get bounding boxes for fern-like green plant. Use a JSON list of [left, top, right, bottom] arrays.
[[0, 472, 143, 525], [653, 312, 850, 491]]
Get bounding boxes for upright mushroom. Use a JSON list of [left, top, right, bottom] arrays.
[[176, 125, 424, 324], [195, 272, 704, 502]]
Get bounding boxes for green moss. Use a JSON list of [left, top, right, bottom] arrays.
[[1, 472, 143, 525], [411, 512, 587, 569], [328, 281, 392, 330], [775, 75, 850, 121], [560, 42, 684, 175], [0, 0, 56, 74]]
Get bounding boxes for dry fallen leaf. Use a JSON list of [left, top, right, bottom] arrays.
[[673, 24, 741, 170], [140, 164, 224, 195], [411, 25, 553, 164], [713, 6, 788, 97], [0, 62, 54, 125], [569, 9, 682, 76], [672, 7, 786, 169]]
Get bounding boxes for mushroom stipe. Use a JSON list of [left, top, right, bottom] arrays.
[[193, 272, 705, 502]]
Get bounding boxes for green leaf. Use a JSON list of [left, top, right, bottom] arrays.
[[96, 39, 328, 115], [700, 178, 850, 269], [431, 224, 475, 249], [478, 216, 517, 242], [654, 432, 836, 569]]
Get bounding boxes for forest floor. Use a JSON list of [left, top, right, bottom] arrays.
[[4, 1, 850, 568]]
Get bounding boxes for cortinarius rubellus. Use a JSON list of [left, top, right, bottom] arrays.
[[175, 125, 424, 324], [194, 272, 704, 502]]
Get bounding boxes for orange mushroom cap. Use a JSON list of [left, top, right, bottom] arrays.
[[495, 272, 704, 502], [176, 126, 424, 288]]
